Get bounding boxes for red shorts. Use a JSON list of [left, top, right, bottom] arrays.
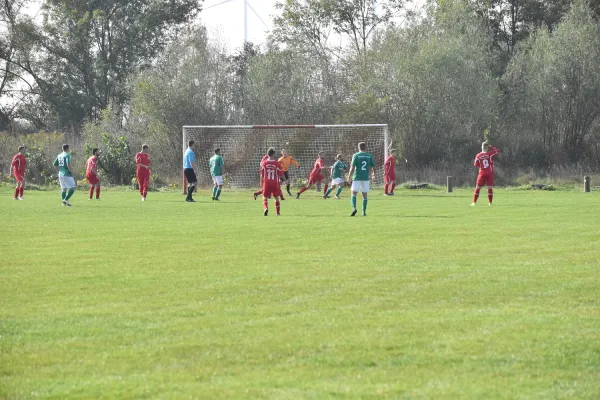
[[262, 184, 282, 198], [308, 174, 324, 185], [137, 173, 149, 183], [384, 174, 396, 184], [86, 173, 99, 185], [13, 172, 25, 183], [476, 172, 494, 187]]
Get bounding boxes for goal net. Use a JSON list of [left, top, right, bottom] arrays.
[[182, 124, 389, 189]]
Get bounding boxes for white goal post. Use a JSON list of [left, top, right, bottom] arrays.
[[182, 124, 389, 190]]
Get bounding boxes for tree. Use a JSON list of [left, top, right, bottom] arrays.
[[8, 0, 202, 132], [502, 0, 600, 165]]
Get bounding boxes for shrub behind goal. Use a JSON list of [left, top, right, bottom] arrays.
[[182, 125, 389, 188]]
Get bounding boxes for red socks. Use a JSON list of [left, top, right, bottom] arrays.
[[89, 186, 94, 199], [14, 187, 19, 199], [263, 198, 268, 210], [384, 184, 389, 194], [391, 183, 395, 193], [96, 186, 100, 199], [473, 188, 481, 203], [488, 188, 493, 204], [323, 185, 328, 195], [298, 186, 307, 194], [275, 200, 280, 214]]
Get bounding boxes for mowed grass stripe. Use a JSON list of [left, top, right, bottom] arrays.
[[1, 187, 599, 399]]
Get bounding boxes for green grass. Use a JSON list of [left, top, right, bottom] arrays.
[[1, 186, 599, 399]]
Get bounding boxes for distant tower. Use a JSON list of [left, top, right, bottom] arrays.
[[205, 0, 269, 43]]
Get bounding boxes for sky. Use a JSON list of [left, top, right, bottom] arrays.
[[200, 0, 279, 51]]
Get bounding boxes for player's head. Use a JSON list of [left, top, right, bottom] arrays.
[[91, 148, 99, 156], [358, 142, 366, 151], [62, 144, 70, 153], [336, 154, 342, 160], [482, 141, 489, 152], [188, 140, 195, 148], [142, 144, 149, 153], [214, 148, 220, 155], [282, 149, 287, 157], [267, 147, 276, 158], [318, 151, 324, 158], [390, 149, 397, 157], [18, 145, 26, 154]]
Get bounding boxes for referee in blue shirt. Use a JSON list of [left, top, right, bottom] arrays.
[[184, 140, 198, 202]]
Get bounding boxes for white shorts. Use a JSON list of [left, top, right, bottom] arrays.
[[351, 180, 370, 193], [331, 177, 343, 186], [59, 176, 76, 190], [212, 176, 223, 185]]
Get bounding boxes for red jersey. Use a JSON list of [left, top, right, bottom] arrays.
[[474, 146, 500, 173], [11, 153, 26, 174], [311, 158, 325, 175], [136, 152, 150, 174], [261, 159, 283, 181], [86, 155, 98, 175], [384, 156, 396, 176]]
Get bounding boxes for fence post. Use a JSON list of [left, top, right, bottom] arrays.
[[584, 176, 591, 192], [447, 176, 453, 193]]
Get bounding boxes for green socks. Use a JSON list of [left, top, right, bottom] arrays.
[[61, 190, 66, 200], [336, 187, 343, 196], [325, 187, 333, 197], [216, 188, 221, 199], [212, 186, 218, 198], [351, 196, 357, 210], [362, 198, 368, 215], [65, 188, 75, 200]]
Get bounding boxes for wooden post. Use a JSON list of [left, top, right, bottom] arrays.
[[447, 176, 453, 193], [584, 176, 591, 192]]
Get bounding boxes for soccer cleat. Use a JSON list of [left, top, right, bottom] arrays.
[[13, 198, 17, 200], [384, 193, 389, 196], [470, 202, 476, 206], [214, 198, 220, 201], [351, 209, 357, 217], [362, 213, 367, 217], [389, 192, 395, 196], [489, 202, 493, 206], [334, 196, 341, 199], [264, 209, 268, 216], [186, 198, 196, 202], [253, 193, 258, 200], [18, 197, 23, 200], [89, 198, 93, 201], [295, 193, 300, 199], [287, 190, 292, 196], [212, 197, 215, 201], [276, 213, 281, 216], [62, 200, 72, 207], [280, 197, 285, 201], [142, 197, 145, 202]]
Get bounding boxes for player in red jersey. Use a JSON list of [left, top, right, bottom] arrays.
[[135, 144, 151, 201], [471, 141, 501, 206], [85, 148, 101, 200], [254, 153, 285, 200], [261, 148, 283, 216], [296, 151, 327, 199], [384, 149, 397, 196], [9, 146, 26, 200]]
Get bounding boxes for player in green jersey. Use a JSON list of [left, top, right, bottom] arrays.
[[347, 142, 376, 216], [209, 148, 225, 201], [324, 154, 348, 199], [53, 144, 76, 206]]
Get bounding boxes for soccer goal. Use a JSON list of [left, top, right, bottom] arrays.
[[182, 124, 389, 189]]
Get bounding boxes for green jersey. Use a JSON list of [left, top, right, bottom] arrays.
[[351, 151, 375, 181], [53, 152, 72, 177], [331, 160, 348, 179], [209, 154, 224, 176]]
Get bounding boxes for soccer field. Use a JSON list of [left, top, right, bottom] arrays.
[[1, 187, 599, 399]]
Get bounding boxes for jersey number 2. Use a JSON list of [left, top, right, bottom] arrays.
[[361, 161, 367, 171]]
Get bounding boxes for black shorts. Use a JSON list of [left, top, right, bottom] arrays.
[[280, 171, 290, 181], [184, 168, 197, 184]]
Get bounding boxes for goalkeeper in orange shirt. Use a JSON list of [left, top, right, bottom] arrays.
[[278, 149, 300, 196]]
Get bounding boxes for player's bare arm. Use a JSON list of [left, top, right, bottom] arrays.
[[347, 166, 355, 184]]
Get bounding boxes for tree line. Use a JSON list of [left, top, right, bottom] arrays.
[[2, 0, 600, 183]]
